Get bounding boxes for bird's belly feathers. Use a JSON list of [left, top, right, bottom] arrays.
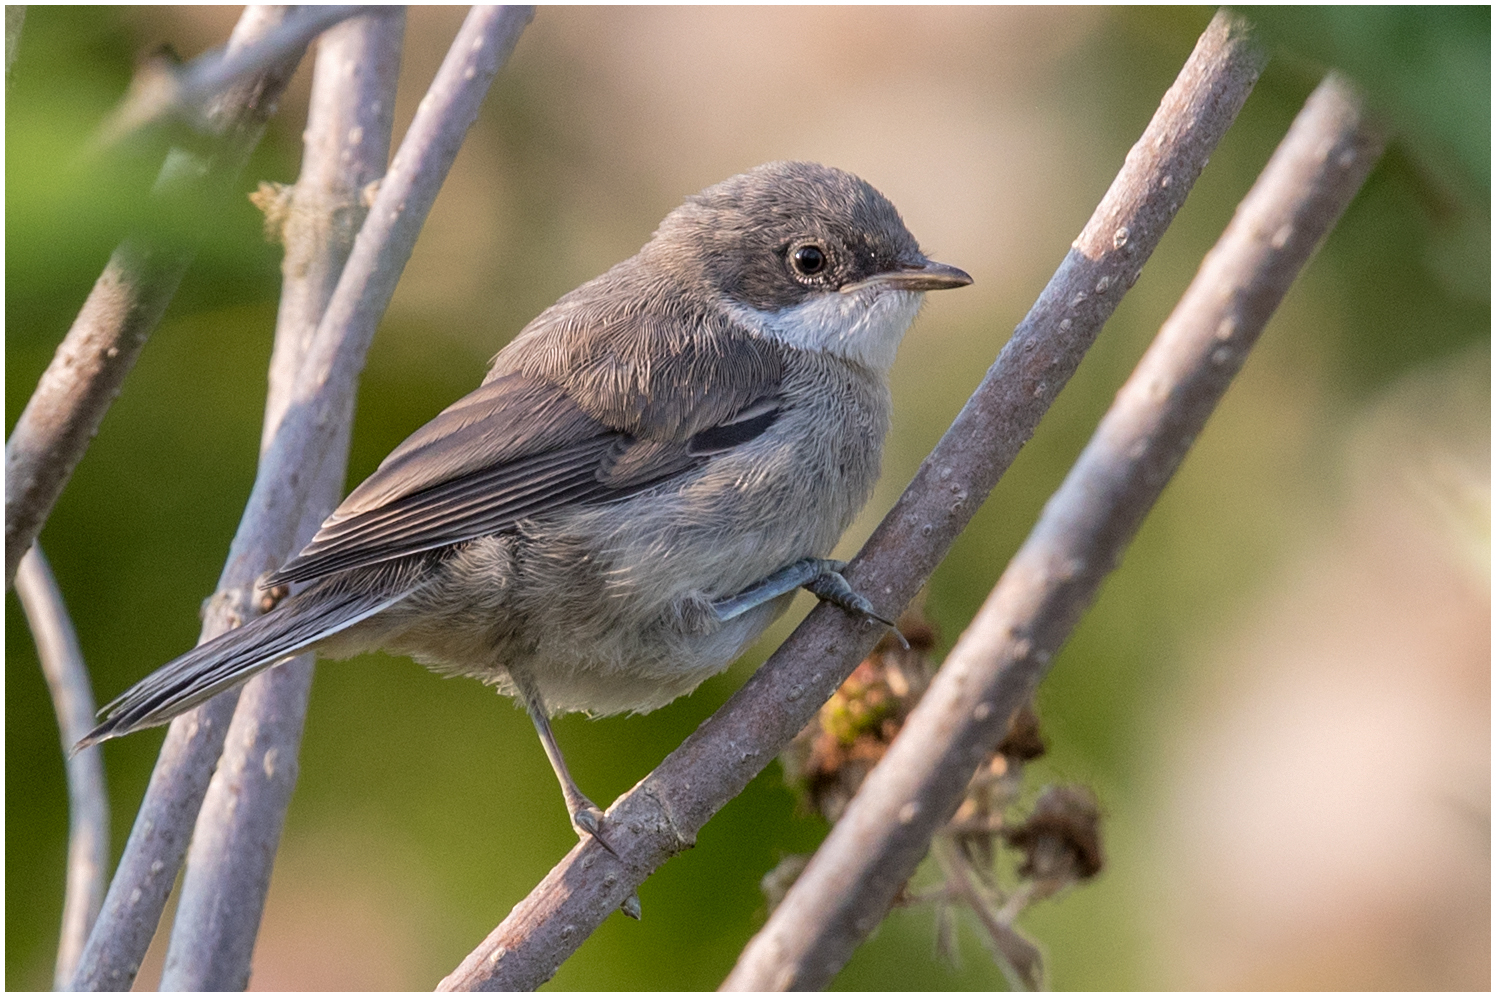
[[377, 362, 890, 716]]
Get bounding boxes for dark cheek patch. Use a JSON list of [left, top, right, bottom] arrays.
[[730, 259, 813, 311]]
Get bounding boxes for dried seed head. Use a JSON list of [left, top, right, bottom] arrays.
[[780, 607, 938, 823], [1002, 785, 1105, 883], [997, 703, 1046, 762]]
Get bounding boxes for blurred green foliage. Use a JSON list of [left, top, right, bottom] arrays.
[[6, 6, 1488, 990]]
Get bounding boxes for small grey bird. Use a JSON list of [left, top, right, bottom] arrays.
[[81, 161, 971, 843]]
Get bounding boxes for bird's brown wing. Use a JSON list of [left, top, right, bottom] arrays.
[[267, 351, 782, 587]]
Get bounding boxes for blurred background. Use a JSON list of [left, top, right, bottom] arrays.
[[6, 6, 1488, 990]]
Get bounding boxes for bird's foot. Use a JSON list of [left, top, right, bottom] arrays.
[[621, 892, 643, 920], [709, 557, 908, 648], [803, 566, 910, 650], [570, 799, 640, 917], [569, 798, 619, 858]]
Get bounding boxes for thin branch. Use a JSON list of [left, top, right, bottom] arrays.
[[931, 837, 1041, 992], [158, 12, 406, 991], [14, 544, 109, 990], [4, 4, 311, 591], [69, 6, 534, 991], [230, 3, 534, 576], [438, 10, 1268, 991], [5, 5, 24, 84], [722, 72, 1387, 992], [92, 5, 382, 152]]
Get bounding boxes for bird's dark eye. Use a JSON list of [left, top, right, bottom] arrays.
[[790, 244, 827, 276]]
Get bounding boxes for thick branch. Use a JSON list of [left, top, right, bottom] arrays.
[[4, 4, 308, 590], [70, 6, 532, 991], [158, 12, 406, 991], [14, 545, 108, 989], [439, 9, 1267, 991], [723, 72, 1386, 992]]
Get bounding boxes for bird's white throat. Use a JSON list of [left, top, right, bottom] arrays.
[[728, 287, 924, 371]]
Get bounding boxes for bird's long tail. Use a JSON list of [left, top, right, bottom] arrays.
[[77, 565, 426, 751]]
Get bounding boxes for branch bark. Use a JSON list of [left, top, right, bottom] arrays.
[[157, 12, 406, 991], [4, 4, 309, 590], [71, 6, 533, 990], [723, 71, 1386, 992], [438, 9, 1268, 991], [14, 544, 108, 990]]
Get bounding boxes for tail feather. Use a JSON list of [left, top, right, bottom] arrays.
[[78, 569, 423, 751]]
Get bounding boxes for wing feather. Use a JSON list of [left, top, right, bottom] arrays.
[[269, 302, 791, 587]]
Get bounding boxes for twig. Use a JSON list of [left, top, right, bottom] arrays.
[[931, 837, 1041, 991], [5, 5, 23, 84], [14, 545, 109, 990], [722, 73, 1386, 992], [70, 6, 533, 991], [92, 5, 380, 152], [438, 10, 1267, 992], [157, 12, 406, 991], [4, 5, 310, 591]]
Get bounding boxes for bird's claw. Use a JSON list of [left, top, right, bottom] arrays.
[[804, 569, 909, 649], [573, 802, 638, 917], [571, 802, 619, 858]]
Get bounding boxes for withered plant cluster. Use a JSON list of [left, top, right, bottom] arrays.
[[774, 612, 1102, 988]]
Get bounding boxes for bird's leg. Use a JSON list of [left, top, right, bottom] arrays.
[[512, 674, 642, 918], [709, 558, 829, 621], [711, 557, 908, 649], [513, 672, 617, 856]]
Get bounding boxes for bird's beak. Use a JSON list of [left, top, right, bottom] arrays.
[[840, 259, 974, 294]]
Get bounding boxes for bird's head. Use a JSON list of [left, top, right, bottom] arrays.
[[649, 161, 972, 370]]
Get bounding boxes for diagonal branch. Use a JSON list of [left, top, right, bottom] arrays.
[[69, 6, 534, 990], [92, 5, 382, 151], [722, 72, 1387, 992], [438, 9, 1268, 991], [4, 4, 310, 591], [14, 544, 109, 990], [157, 11, 406, 991]]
